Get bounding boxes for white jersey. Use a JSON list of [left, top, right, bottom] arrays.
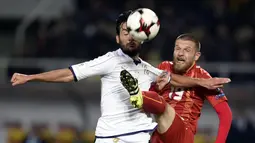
[[70, 49, 162, 138]]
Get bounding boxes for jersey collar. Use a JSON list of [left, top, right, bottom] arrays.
[[185, 62, 196, 76]]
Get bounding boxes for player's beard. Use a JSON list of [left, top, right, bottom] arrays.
[[120, 41, 141, 57], [173, 57, 194, 74]]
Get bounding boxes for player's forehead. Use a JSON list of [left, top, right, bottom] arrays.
[[175, 39, 196, 49]]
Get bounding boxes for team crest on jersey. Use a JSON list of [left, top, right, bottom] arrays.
[[113, 138, 120, 143], [215, 88, 225, 100], [215, 92, 225, 99]]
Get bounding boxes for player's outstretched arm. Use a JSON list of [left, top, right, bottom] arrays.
[[11, 68, 74, 86], [11, 52, 116, 86], [213, 102, 232, 143], [156, 71, 231, 90], [170, 73, 231, 89]]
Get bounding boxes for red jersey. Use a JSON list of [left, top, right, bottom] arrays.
[[155, 61, 227, 134]]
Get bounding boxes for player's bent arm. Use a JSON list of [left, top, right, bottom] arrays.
[[28, 68, 74, 82], [11, 52, 116, 86], [213, 101, 232, 143], [203, 71, 232, 143]]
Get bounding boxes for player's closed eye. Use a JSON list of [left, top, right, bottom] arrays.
[[122, 31, 129, 35], [174, 46, 180, 50], [185, 48, 191, 52]]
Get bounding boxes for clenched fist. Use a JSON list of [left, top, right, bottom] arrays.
[[11, 73, 30, 86], [156, 71, 170, 91]]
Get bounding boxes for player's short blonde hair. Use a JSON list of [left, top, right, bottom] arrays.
[[176, 33, 201, 51]]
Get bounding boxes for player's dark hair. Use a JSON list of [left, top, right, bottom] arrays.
[[176, 33, 201, 51], [116, 10, 133, 35]]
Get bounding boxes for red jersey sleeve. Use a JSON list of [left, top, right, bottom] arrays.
[[198, 68, 228, 107]]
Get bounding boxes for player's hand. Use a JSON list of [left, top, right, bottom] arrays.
[[11, 73, 30, 86], [199, 77, 231, 90], [156, 71, 171, 91]]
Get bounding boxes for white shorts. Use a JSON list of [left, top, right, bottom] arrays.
[[95, 132, 151, 143]]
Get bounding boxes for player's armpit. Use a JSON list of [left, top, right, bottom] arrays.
[[214, 102, 232, 143]]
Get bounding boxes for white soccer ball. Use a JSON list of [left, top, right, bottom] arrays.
[[127, 8, 160, 42]]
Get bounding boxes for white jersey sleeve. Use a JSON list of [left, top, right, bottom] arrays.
[[142, 61, 164, 82], [69, 52, 116, 81]]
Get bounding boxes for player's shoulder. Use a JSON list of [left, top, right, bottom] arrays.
[[86, 50, 119, 67], [158, 61, 173, 70], [95, 51, 116, 61], [194, 65, 211, 78], [100, 50, 124, 62], [140, 60, 160, 73], [111, 49, 133, 62], [106, 50, 119, 57], [158, 61, 173, 67], [139, 59, 155, 67], [194, 65, 208, 74]]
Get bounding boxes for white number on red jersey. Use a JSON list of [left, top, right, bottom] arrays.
[[169, 87, 185, 101]]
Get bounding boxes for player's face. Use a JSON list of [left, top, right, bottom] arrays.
[[116, 22, 141, 57], [173, 39, 201, 74]]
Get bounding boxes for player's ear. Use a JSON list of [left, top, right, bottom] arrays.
[[195, 52, 201, 61], [116, 35, 120, 44]]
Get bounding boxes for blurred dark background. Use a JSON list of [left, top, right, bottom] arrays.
[[0, 0, 254, 143]]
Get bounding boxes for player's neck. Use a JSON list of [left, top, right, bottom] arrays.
[[186, 62, 196, 73], [132, 55, 140, 61], [132, 56, 141, 65], [173, 70, 186, 75]]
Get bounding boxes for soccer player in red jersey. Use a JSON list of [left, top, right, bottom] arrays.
[[120, 34, 232, 143]]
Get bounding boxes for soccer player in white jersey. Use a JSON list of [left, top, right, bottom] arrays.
[[11, 10, 230, 143]]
